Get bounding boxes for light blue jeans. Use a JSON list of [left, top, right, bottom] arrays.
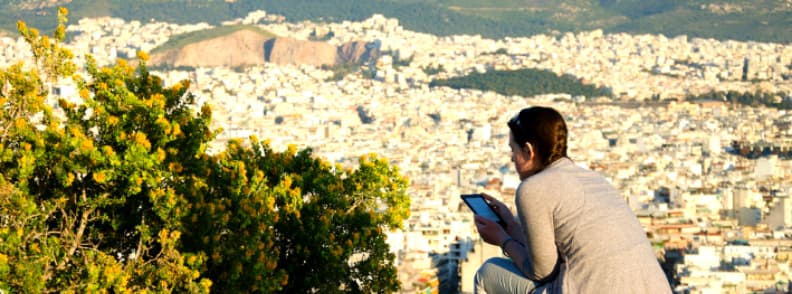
[[475, 257, 539, 294]]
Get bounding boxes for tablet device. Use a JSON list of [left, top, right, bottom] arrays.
[[461, 194, 506, 227]]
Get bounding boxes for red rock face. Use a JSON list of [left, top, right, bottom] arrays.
[[264, 37, 337, 67], [337, 41, 377, 64]]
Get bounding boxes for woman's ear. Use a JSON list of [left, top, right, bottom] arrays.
[[524, 142, 534, 160]]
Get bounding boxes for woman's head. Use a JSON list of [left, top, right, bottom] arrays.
[[507, 106, 568, 179]]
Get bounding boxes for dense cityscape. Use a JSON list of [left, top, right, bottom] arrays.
[[2, 9, 791, 293]]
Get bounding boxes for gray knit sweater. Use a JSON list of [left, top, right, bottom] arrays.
[[515, 158, 671, 293]]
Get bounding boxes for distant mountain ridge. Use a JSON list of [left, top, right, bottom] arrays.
[[1, 0, 790, 43]]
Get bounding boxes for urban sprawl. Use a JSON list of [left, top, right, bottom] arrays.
[[2, 10, 791, 293]]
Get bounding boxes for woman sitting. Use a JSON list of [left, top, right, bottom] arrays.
[[473, 106, 671, 293]]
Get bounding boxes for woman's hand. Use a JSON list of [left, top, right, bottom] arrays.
[[481, 193, 525, 244], [474, 215, 509, 246], [481, 193, 518, 228]]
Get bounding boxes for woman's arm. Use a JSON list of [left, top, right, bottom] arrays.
[[474, 215, 543, 281], [476, 192, 558, 281], [514, 182, 560, 282], [473, 215, 529, 260]]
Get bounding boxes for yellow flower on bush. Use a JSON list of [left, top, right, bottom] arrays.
[[80, 139, 94, 152], [136, 51, 149, 62], [155, 116, 169, 130], [168, 162, 183, 173], [16, 21, 27, 33], [14, 118, 26, 129], [166, 194, 176, 208], [171, 123, 182, 136], [102, 145, 115, 156], [170, 230, 181, 240], [66, 173, 75, 186], [200, 279, 212, 291], [132, 132, 151, 149], [200, 104, 212, 116], [171, 81, 183, 92], [151, 93, 165, 108], [156, 148, 166, 161], [93, 171, 107, 184], [158, 229, 170, 242], [265, 259, 277, 271]]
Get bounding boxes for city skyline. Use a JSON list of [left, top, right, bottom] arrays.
[[1, 8, 790, 293]]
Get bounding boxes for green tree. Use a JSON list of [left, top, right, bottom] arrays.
[[178, 142, 409, 292], [686, 90, 792, 110], [0, 8, 410, 293], [430, 68, 610, 98], [0, 8, 211, 293]]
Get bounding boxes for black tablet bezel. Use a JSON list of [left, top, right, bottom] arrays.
[[461, 194, 507, 227]]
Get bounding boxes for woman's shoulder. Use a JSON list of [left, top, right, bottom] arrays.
[[517, 158, 584, 200], [526, 158, 578, 183]]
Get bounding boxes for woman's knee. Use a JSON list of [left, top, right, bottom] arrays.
[[475, 257, 512, 284], [475, 257, 537, 294]]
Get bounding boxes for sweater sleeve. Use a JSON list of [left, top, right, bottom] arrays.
[[515, 177, 560, 282]]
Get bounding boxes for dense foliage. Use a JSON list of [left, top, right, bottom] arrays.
[[728, 141, 792, 160], [686, 90, 792, 110], [429, 68, 610, 99], [0, 9, 410, 293], [1, 0, 790, 43]]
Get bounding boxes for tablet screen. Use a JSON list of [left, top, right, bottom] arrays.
[[461, 194, 504, 226]]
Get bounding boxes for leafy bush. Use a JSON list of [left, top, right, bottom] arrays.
[[0, 9, 410, 293]]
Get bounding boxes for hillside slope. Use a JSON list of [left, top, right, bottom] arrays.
[[150, 29, 271, 67]]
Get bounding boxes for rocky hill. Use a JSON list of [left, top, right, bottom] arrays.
[[264, 37, 378, 67], [150, 29, 379, 68], [150, 29, 270, 67]]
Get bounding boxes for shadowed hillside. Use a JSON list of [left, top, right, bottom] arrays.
[[1, 0, 790, 43]]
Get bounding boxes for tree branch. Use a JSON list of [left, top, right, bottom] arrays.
[[135, 214, 145, 262], [57, 189, 97, 272]]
